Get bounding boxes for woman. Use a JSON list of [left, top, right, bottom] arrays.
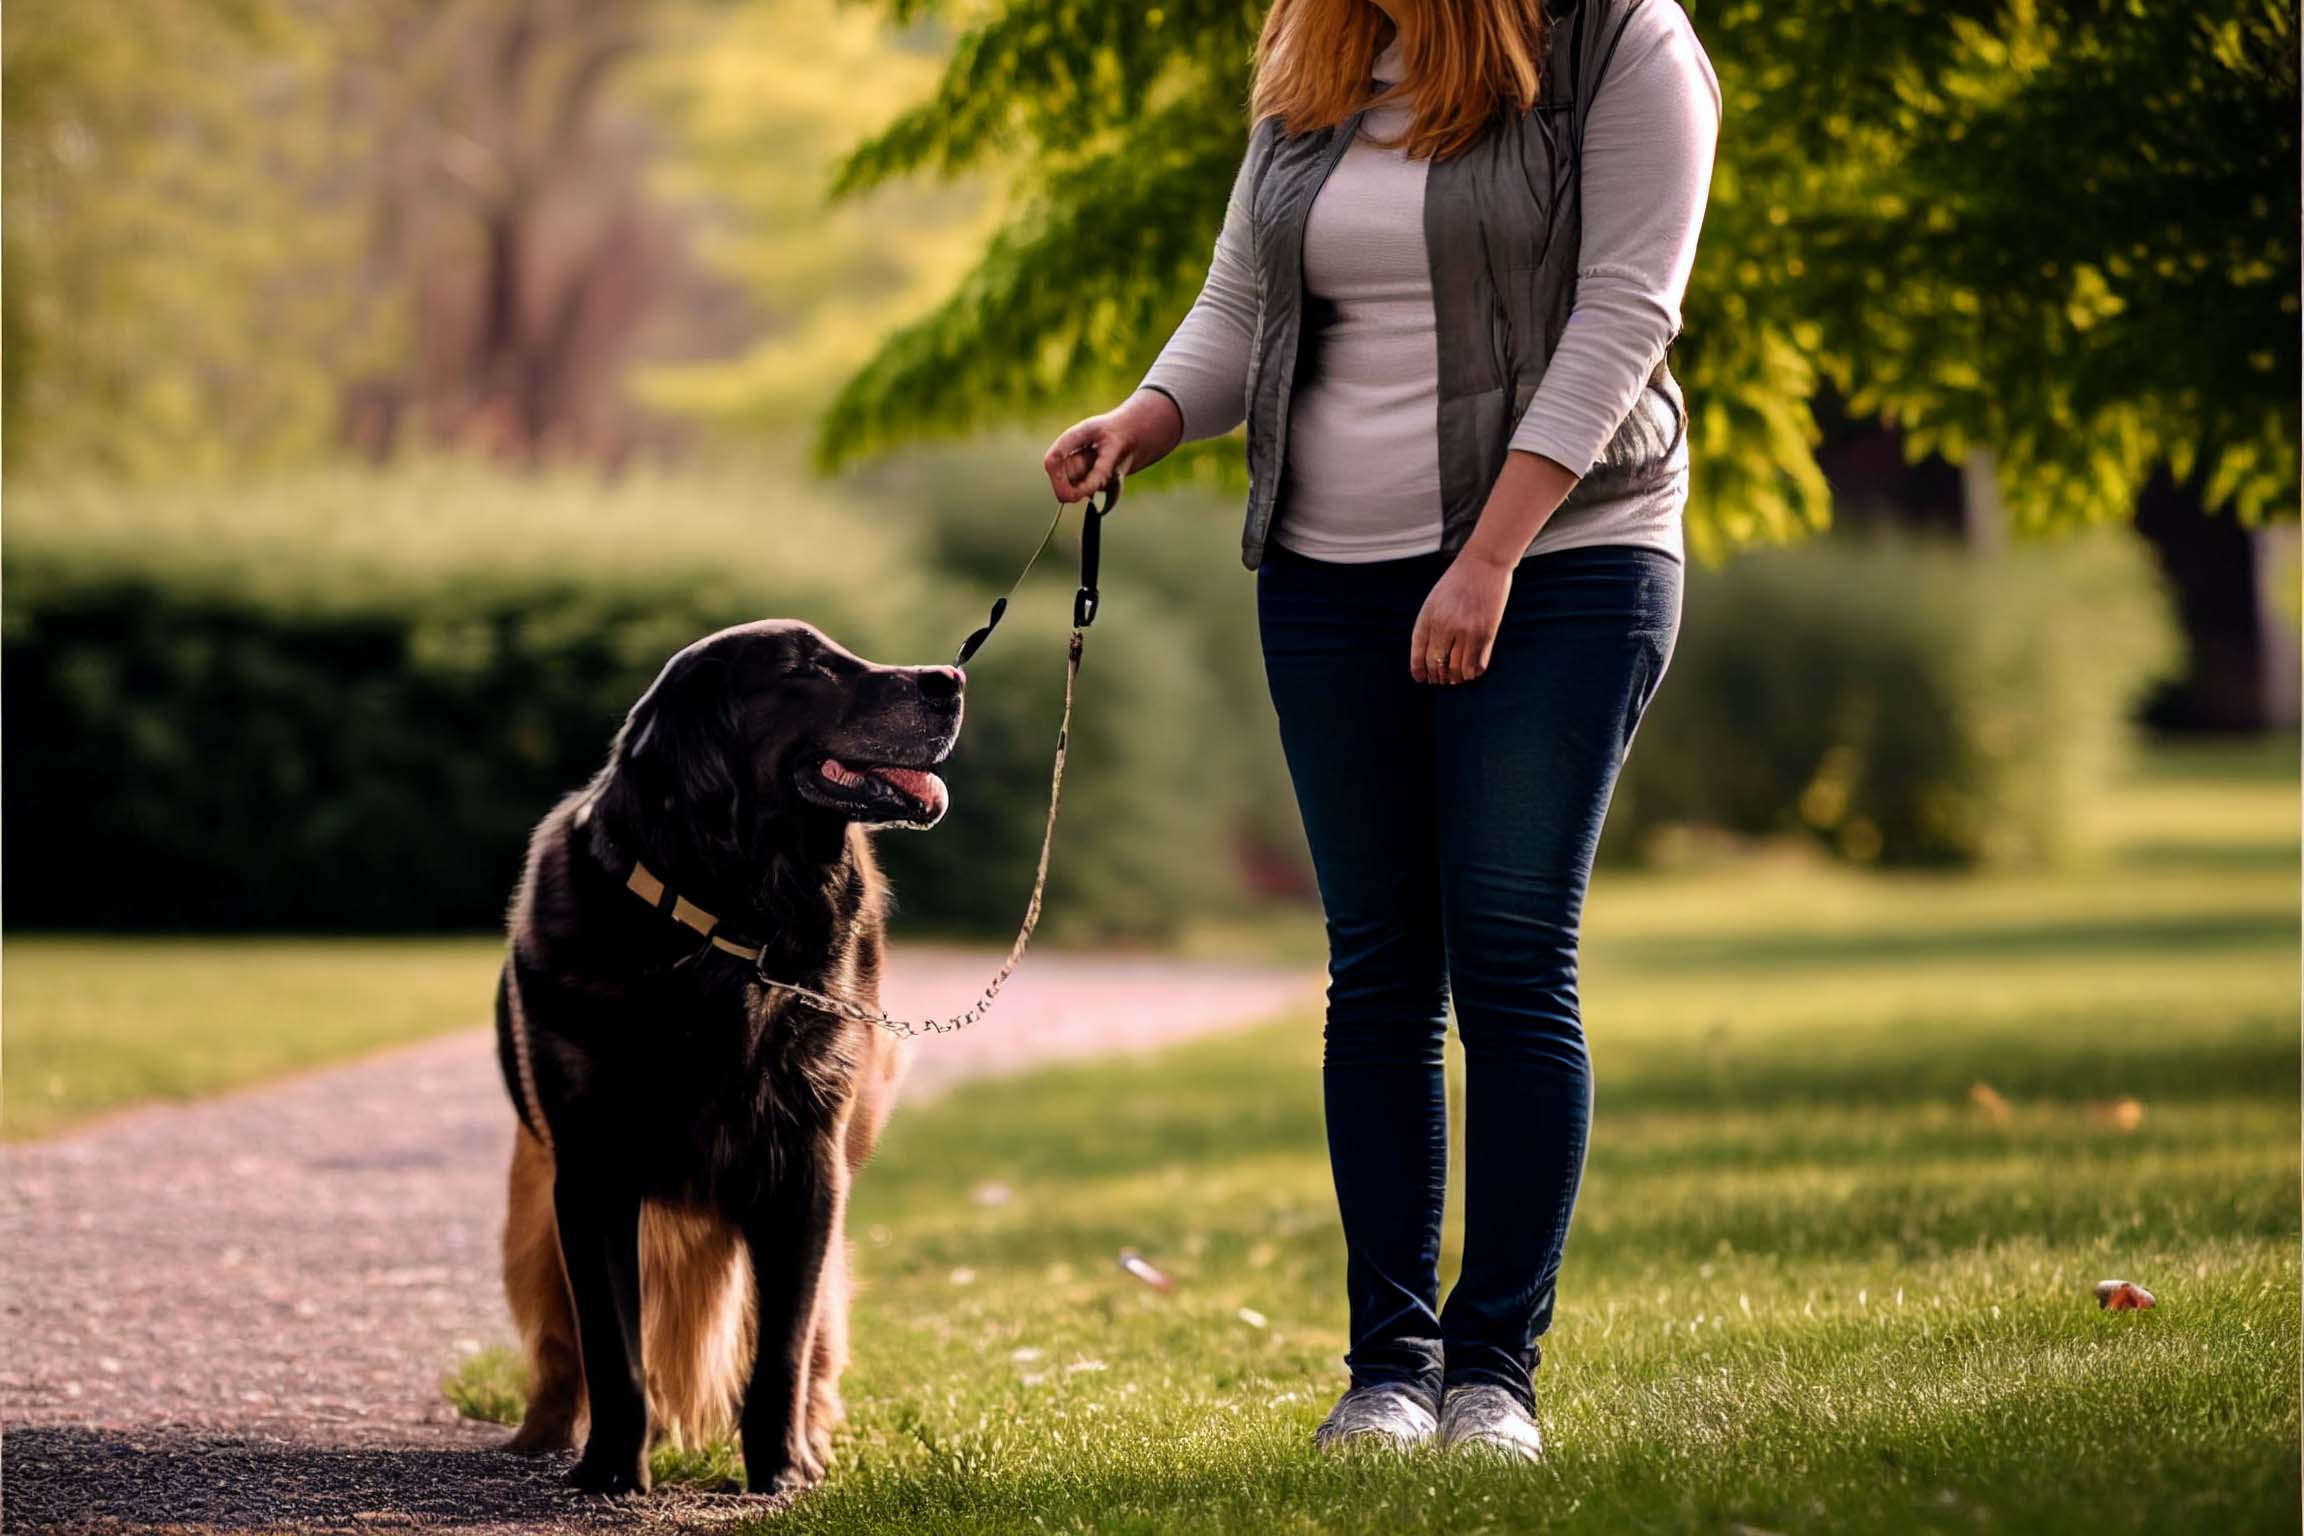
[[1041, 0, 1718, 1459]]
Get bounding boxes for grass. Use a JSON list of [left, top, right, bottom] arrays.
[[1, 936, 505, 1141], [437, 739, 2304, 1531], [441, 1344, 530, 1429], [6, 740, 2294, 1527]]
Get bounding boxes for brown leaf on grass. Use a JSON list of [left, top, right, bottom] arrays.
[[2094, 1279, 2156, 1311]]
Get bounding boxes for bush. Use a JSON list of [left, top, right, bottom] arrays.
[[1607, 531, 2180, 866], [1, 461, 1284, 939], [1, 462, 2183, 944]]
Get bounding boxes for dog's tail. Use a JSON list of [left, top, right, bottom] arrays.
[[500, 1129, 753, 1453]]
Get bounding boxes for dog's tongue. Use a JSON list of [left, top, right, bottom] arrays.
[[867, 765, 948, 819]]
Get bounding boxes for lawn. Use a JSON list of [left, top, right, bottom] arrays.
[[1, 936, 507, 1141], [7, 741, 2296, 1527], [417, 737, 2295, 1534]]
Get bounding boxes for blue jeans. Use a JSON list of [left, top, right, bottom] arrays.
[[1257, 541, 1681, 1410]]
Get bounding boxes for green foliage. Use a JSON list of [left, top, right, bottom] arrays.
[[2, 0, 384, 477], [1728, 0, 2303, 530], [1, 463, 2186, 951], [822, 0, 2300, 538], [0, 461, 1271, 940], [1608, 530, 2181, 865], [632, 0, 1003, 434]]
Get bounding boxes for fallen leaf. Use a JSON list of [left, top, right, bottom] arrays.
[[2087, 1098, 2146, 1132], [1117, 1249, 1174, 1293]]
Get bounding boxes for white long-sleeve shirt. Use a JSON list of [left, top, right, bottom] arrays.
[[1142, 4, 1720, 563]]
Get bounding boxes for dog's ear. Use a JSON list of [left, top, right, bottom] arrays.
[[617, 652, 740, 826]]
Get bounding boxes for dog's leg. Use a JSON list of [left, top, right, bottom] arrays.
[[503, 1128, 586, 1453], [556, 1159, 651, 1496], [738, 1144, 843, 1498]]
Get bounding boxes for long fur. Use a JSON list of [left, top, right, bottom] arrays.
[[490, 621, 940, 1489], [500, 1028, 905, 1458]]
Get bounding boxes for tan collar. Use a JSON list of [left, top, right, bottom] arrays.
[[575, 797, 766, 964]]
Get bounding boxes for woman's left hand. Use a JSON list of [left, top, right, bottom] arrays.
[[1409, 553, 1513, 685]]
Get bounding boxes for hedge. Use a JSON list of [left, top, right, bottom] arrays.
[[2, 461, 2180, 936], [1608, 530, 2179, 865], [0, 462, 1261, 939]]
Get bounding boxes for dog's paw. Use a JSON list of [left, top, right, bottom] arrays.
[[745, 1456, 825, 1501], [565, 1452, 651, 1498]]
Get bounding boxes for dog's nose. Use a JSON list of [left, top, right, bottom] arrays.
[[914, 665, 964, 702]]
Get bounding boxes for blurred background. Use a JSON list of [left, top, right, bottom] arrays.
[[1, 0, 2296, 1113]]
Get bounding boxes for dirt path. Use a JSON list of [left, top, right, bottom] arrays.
[[0, 947, 1317, 1534]]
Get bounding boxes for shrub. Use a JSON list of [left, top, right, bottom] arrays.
[[1, 463, 1278, 940], [1607, 531, 2181, 866], [0, 463, 2183, 946]]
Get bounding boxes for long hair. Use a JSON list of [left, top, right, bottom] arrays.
[[1250, 0, 1552, 162]]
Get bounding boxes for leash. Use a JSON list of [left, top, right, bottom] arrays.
[[513, 477, 1121, 1091]]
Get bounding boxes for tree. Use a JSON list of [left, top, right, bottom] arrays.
[[2, 0, 999, 478], [818, 0, 2300, 552], [3, 0, 374, 478], [629, 0, 1001, 436], [3, 0, 730, 477]]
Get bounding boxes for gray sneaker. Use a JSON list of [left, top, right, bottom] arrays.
[[1312, 1383, 1439, 1452], [1437, 1383, 1544, 1461]]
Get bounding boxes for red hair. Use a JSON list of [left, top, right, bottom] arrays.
[[1251, 0, 1553, 162]]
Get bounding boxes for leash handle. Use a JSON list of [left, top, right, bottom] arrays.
[[1073, 475, 1118, 629]]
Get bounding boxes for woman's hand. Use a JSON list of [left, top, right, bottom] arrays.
[[1407, 451, 1577, 683], [1410, 551, 1514, 685], [1043, 391, 1184, 503]]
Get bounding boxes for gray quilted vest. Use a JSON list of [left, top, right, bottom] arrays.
[[1236, 0, 1684, 569]]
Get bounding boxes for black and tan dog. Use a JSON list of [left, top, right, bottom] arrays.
[[493, 620, 962, 1497]]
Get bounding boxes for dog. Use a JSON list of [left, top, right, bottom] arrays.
[[492, 619, 963, 1497]]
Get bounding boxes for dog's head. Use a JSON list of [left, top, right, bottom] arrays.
[[617, 620, 963, 836]]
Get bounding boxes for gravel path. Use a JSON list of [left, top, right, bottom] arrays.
[[0, 947, 1317, 1534]]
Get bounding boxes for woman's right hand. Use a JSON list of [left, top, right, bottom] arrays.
[[1042, 391, 1184, 503]]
